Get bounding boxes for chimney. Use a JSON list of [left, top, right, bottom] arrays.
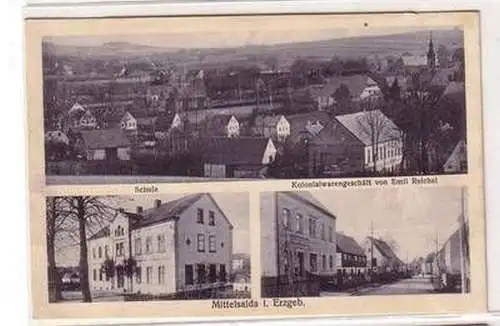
[[155, 199, 162, 208], [136, 206, 143, 214]]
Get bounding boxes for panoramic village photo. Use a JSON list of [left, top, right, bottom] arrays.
[[46, 193, 251, 302], [42, 26, 467, 184], [260, 187, 470, 297]]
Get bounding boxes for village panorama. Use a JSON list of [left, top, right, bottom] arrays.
[[42, 28, 467, 183]]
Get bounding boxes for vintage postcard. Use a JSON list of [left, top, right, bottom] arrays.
[[26, 11, 486, 320]]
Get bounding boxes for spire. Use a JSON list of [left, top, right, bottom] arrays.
[[427, 31, 436, 71]]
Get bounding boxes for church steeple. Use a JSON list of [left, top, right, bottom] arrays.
[[427, 31, 436, 71]]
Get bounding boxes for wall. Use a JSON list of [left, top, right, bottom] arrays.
[[175, 194, 233, 292], [131, 220, 177, 295], [260, 192, 278, 277], [88, 236, 112, 292], [117, 147, 131, 160]]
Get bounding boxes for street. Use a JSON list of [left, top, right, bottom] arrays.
[[355, 276, 435, 296]]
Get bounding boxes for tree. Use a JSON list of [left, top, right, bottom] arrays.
[[46, 197, 72, 302]]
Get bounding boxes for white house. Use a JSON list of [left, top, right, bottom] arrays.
[[171, 113, 184, 130], [254, 115, 290, 142], [120, 112, 137, 132], [226, 115, 240, 138], [335, 110, 403, 173], [87, 193, 234, 295]]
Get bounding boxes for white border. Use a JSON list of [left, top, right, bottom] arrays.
[[15, 0, 500, 323]]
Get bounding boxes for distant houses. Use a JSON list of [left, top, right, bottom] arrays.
[[336, 232, 368, 276], [253, 115, 291, 142], [362, 236, 405, 273]]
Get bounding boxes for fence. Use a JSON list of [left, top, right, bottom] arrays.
[[261, 275, 321, 298], [123, 284, 246, 301]]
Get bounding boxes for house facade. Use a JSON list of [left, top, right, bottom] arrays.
[[120, 112, 137, 132], [261, 191, 337, 297], [254, 115, 290, 142], [335, 110, 403, 174], [335, 232, 367, 276], [87, 193, 234, 296]]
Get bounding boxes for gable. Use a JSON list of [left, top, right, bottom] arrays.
[[178, 193, 234, 230]]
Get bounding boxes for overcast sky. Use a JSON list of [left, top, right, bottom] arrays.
[[45, 26, 456, 49], [55, 193, 249, 267], [311, 186, 468, 262]]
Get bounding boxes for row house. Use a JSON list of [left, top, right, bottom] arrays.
[[87, 193, 234, 295], [260, 191, 337, 297], [335, 232, 367, 276]]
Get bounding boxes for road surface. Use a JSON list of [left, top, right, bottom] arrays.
[[356, 277, 435, 296]]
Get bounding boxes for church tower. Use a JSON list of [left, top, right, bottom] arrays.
[[427, 31, 437, 71]]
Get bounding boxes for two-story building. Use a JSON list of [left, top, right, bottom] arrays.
[[260, 191, 337, 297], [87, 193, 234, 296]]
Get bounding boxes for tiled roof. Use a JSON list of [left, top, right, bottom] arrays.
[[281, 191, 336, 219], [335, 109, 401, 146], [130, 193, 203, 229], [369, 237, 404, 265], [336, 232, 365, 256], [88, 225, 110, 241], [79, 129, 131, 149], [201, 137, 272, 165]]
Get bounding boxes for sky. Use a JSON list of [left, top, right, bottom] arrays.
[[45, 26, 458, 50], [55, 193, 249, 267], [310, 186, 468, 263]]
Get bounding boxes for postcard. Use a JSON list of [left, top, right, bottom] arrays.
[[25, 11, 486, 320]]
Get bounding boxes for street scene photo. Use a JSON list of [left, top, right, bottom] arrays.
[[46, 193, 250, 302], [260, 187, 469, 297], [42, 26, 467, 184]]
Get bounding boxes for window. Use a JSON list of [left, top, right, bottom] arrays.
[[146, 237, 152, 254], [209, 211, 215, 226], [220, 264, 227, 282], [328, 226, 333, 243], [197, 208, 204, 224], [309, 218, 317, 238], [92, 248, 96, 260], [116, 242, 124, 257], [99, 269, 103, 281], [135, 238, 142, 255], [93, 269, 96, 281], [209, 235, 216, 253], [309, 254, 318, 273], [329, 255, 333, 269], [320, 224, 325, 241], [197, 234, 205, 252], [157, 234, 166, 253], [146, 267, 153, 284], [185, 265, 194, 285], [296, 214, 303, 234], [158, 265, 165, 284], [98, 247, 102, 259], [209, 264, 217, 283], [282, 208, 290, 228], [196, 264, 206, 284], [367, 147, 372, 163], [322, 255, 326, 271], [136, 267, 142, 284], [105, 245, 109, 258]]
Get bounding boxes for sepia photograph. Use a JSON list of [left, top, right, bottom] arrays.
[[42, 25, 467, 184], [260, 187, 469, 297], [46, 193, 250, 302]]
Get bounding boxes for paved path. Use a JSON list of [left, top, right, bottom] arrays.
[[356, 277, 434, 295]]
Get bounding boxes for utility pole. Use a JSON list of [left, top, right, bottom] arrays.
[[459, 187, 466, 293], [370, 220, 374, 274]]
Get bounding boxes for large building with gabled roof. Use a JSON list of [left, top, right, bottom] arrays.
[[87, 193, 234, 296]]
